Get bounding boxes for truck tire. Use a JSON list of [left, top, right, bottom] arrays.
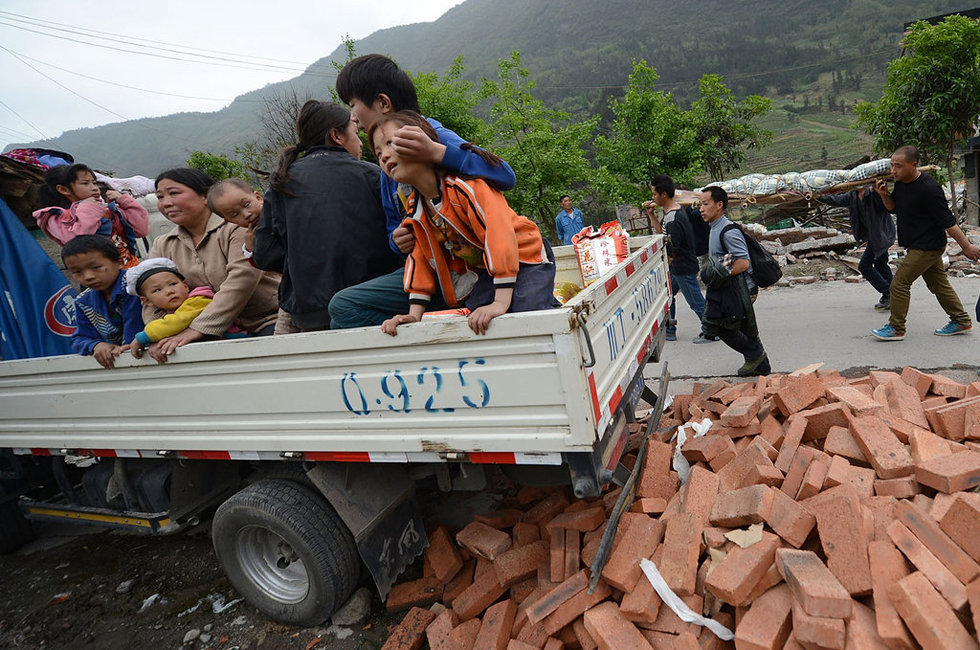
[[0, 499, 34, 554], [212, 479, 360, 626]]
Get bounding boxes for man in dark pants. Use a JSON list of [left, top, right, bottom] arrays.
[[698, 186, 771, 376], [871, 145, 980, 341], [818, 185, 895, 310]]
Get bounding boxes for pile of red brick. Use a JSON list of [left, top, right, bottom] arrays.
[[380, 365, 980, 649]]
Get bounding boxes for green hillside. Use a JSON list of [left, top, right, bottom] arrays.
[[11, 0, 973, 176]]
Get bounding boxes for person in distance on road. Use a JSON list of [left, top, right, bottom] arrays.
[[870, 145, 980, 341]]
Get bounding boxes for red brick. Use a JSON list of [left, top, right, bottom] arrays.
[[427, 527, 465, 584], [845, 465, 876, 498], [741, 561, 784, 605], [874, 476, 920, 498], [884, 413, 929, 445], [571, 617, 597, 650], [582, 601, 653, 649], [717, 440, 775, 492], [927, 395, 980, 441], [915, 451, 980, 493], [541, 638, 563, 650], [868, 370, 902, 387], [845, 600, 893, 650], [745, 462, 784, 488], [867, 540, 915, 650], [444, 559, 476, 606], [426, 608, 459, 650], [382, 606, 439, 650], [773, 373, 825, 417], [901, 366, 933, 399], [940, 494, 980, 563], [882, 380, 930, 431], [632, 497, 667, 515], [620, 564, 661, 625], [549, 527, 565, 584], [493, 540, 548, 588], [780, 446, 815, 498], [658, 512, 703, 597], [473, 598, 516, 650], [909, 427, 952, 464], [509, 576, 537, 605], [453, 563, 508, 621], [721, 395, 762, 427], [848, 415, 913, 479], [823, 426, 866, 463], [795, 457, 829, 500], [968, 580, 980, 647], [647, 592, 702, 635], [387, 577, 444, 613], [774, 415, 806, 473], [826, 384, 883, 416], [542, 578, 611, 635], [526, 569, 589, 624], [702, 527, 728, 549], [887, 519, 969, 610], [457, 521, 513, 561], [758, 414, 785, 448], [445, 618, 481, 649], [775, 548, 853, 618], [895, 500, 980, 585], [564, 530, 579, 582], [638, 439, 679, 500], [791, 600, 845, 650], [512, 522, 541, 548], [733, 583, 793, 650], [799, 403, 852, 441], [709, 484, 773, 527], [804, 487, 872, 596], [505, 641, 538, 650], [545, 506, 604, 533], [823, 455, 850, 489], [475, 509, 524, 529], [704, 530, 781, 606], [764, 487, 816, 547], [601, 514, 663, 592], [475, 557, 494, 578], [888, 571, 978, 650], [681, 434, 735, 465], [930, 373, 968, 399], [967, 403, 980, 440], [522, 493, 570, 525]]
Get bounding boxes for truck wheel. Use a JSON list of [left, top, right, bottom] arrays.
[[212, 479, 360, 626], [0, 499, 34, 554]]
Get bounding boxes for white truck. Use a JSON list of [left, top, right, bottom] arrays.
[[0, 236, 670, 625]]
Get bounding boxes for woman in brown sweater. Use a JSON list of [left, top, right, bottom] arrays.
[[144, 168, 279, 362]]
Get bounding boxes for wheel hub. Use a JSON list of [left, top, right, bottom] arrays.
[[236, 526, 310, 604]]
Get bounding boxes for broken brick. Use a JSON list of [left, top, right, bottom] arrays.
[[791, 600, 845, 650], [939, 494, 980, 563], [493, 541, 548, 588], [704, 531, 781, 606], [848, 415, 913, 479], [915, 450, 980, 493], [382, 607, 439, 650], [733, 583, 793, 650], [427, 526, 464, 584], [774, 548, 852, 619], [473, 598, 516, 650], [456, 521, 513, 561], [658, 512, 703, 597], [709, 484, 773, 527], [583, 600, 653, 649]]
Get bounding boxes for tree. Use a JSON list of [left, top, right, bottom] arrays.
[[187, 151, 246, 183], [594, 60, 702, 205], [481, 51, 598, 238], [411, 57, 490, 145], [235, 86, 314, 179], [690, 74, 772, 181], [855, 15, 980, 210]]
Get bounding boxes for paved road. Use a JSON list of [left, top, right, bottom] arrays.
[[652, 276, 980, 383]]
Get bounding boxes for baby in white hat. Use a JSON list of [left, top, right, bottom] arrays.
[[124, 257, 217, 358]]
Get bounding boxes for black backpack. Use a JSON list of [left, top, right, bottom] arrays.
[[684, 206, 710, 257], [720, 223, 783, 288]]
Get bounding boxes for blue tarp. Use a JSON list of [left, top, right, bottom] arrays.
[[0, 197, 76, 359]]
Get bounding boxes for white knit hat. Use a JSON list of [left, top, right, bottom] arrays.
[[125, 257, 184, 296]]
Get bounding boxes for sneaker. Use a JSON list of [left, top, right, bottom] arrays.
[[934, 321, 972, 336], [874, 295, 890, 311], [737, 352, 770, 377], [665, 329, 677, 341], [692, 334, 719, 344], [871, 324, 905, 341]]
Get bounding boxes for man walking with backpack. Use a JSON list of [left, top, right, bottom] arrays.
[[698, 186, 771, 376], [646, 175, 715, 344]]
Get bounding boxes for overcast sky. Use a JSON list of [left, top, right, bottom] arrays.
[[0, 0, 463, 151]]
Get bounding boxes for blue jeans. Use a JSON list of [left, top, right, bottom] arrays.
[[329, 268, 413, 329], [668, 273, 706, 333], [859, 247, 893, 296]]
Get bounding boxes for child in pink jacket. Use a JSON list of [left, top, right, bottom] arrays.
[[34, 163, 149, 269]]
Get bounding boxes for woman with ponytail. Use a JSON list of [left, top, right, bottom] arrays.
[[251, 100, 401, 331]]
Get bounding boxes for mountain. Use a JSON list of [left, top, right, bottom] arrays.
[[10, 0, 972, 176]]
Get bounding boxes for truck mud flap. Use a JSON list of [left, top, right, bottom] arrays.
[[306, 464, 425, 600]]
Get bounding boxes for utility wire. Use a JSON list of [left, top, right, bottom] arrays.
[[0, 97, 48, 139]]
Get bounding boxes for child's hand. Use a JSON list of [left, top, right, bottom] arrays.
[[245, 225, 256, 252], [381, 313, 419, 336], [392, 225, 415, 255], [92, 342, 124, 369], [392, 125, 447, 165], [147, 329, 204, 363], [105, 190, 123, 202], [129, 339, 145, 359], [468, 300, 509, 335]]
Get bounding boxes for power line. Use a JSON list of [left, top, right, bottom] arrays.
[[0, 97, 48, 139], [0, 19, 338, 78]]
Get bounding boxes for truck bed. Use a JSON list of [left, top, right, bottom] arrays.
[[0, 236, 669, 463]]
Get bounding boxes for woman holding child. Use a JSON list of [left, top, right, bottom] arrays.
[[146, 168, 280, 362]]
